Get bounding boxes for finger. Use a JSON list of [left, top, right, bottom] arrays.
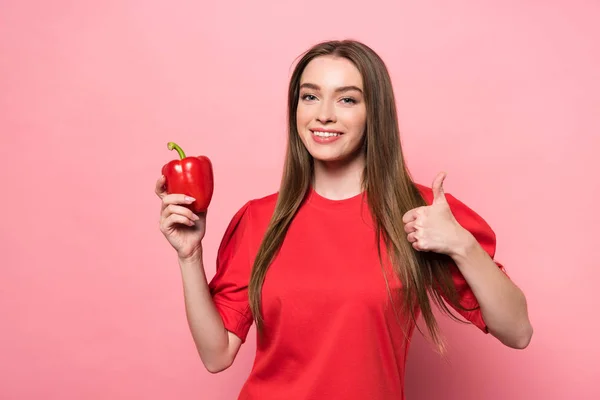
[[162, 213, 196, 229], [412, 241, 428, 252], [162, 204, 200, 222], [432, 171, 448, 205], [155, 175, 167, 198], [402, 209, 417, 224], [404, 221, 417, 234], [406, 232, 418, 243], [161, 193, 196, 212]]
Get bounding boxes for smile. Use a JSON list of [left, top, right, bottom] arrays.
[[311, 130, 342, 137], [310, 129, 343, 144]]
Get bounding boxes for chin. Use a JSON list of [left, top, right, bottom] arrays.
[[311, 150, 363, 166], [306, 148, 342, 163]]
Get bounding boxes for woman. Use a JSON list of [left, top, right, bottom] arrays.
[[155, 40, 533, 399]]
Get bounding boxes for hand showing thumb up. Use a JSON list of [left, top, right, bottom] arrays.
[[402, 172, 468, 256]]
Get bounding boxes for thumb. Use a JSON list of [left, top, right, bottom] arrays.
[[432, 171, 448, 205]]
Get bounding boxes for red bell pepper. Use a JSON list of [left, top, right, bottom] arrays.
[[161, 142, 214, 213]]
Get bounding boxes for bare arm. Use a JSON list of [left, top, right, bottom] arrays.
[[403, 173, 533, 349], [450, 233, 533, 349], [155, 175, 243, 373], [178, 251, 243, 373]]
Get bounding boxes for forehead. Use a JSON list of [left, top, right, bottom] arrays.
[[300, 56, 363, 89]]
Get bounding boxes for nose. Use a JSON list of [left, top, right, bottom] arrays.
[[316, 101, 337, 124]]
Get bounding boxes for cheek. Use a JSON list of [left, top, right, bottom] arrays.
[[343, 109, 366, 137], [296, 104, 311, 128]]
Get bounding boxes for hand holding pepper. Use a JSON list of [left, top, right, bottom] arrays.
[[156, 142, 214, 261], [161, 142, 214, 213]]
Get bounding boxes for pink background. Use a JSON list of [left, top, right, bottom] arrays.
[[1, 0, 598, 399]]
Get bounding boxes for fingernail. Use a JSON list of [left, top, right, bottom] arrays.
[[192, 214, 200, 221], [185, 196, 196, 202]]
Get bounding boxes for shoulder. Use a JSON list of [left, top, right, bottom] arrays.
[[218, 192, 279, 252], [227, 191, 279, 232], [414, 181, 477, 212], [243, 191, 279, 225], [246, 191, 279, 216]]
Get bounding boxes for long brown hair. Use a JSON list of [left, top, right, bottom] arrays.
[[249, 40, 473, 352]]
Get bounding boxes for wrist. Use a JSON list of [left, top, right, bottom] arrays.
[[449, 228, 478, 261], [178, 247, 204, 266]]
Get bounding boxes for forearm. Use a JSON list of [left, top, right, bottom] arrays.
[[178, 251, 234, 371], [450, 231, 533, 349]]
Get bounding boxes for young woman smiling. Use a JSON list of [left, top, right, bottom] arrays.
[[155, 39, 533, 400]]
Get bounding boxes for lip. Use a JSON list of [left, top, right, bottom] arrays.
[[310, 128, 343, 144]]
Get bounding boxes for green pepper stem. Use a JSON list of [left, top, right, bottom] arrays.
[[167, 142, 186, 159]]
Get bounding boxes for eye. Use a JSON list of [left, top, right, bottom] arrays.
[[341, 97, 356, 104], [301, 94, 317, 101]]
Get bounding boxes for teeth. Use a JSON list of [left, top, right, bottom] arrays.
[[313, 131, 340, 137]]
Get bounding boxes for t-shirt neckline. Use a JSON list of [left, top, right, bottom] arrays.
[[306, 185, 366, 211]]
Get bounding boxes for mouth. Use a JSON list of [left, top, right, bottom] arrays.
[[310, 129, 343, 138]]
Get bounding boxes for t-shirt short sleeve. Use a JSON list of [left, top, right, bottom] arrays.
[[208, 201, 255, 343], [441, 193, 509, 334]]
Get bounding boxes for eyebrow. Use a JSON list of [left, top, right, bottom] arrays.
[[299, 83, 363, 94]]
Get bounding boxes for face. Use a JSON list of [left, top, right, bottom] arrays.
[[296, 56, 367, 165]]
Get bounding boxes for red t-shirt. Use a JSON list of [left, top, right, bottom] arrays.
[[208, 184, 505, 399]]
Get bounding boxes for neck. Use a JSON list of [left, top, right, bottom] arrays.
[[312, 153, 365, 200]]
